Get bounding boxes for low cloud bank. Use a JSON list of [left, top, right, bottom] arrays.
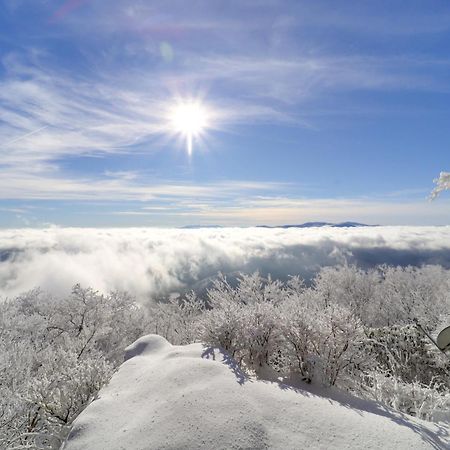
[[0, 226, 449, 301]]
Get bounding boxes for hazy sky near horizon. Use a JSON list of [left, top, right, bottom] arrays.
[[1, 0, 450, 227]]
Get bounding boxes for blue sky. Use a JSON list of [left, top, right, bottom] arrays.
[[0, 0, 449, 227]]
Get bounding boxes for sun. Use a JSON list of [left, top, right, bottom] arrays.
[[169, 100, 210, 155]]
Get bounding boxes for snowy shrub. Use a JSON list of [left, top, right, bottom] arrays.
[[146, 291, 204, 345], [232, 274, 283, 371], [279, 295, 366, 385], [196, 267, 450, 412], [26, 348, 113, 427], [200, 302, 243, 360], [313, 264, 380, 315], [200, 273, 283, 371], [0, 285, 145, 449], [278, 291, 321, 382], [362, 371, 450, 421], [9, 348, 114, 449], [368, 265, 449, 328], [363, 325, 449, 388], [39, 285, 145, 364], [239, 302, 279, 370]]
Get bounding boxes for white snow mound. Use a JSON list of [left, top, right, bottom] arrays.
[[64, 335, 450, 450]]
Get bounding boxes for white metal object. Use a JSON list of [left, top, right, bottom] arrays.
[[437, 326, 450, 352]]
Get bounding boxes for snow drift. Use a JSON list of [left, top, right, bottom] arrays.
[[64, 335, 450, 450]]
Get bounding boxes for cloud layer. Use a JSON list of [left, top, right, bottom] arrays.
[[1, 226, 449, 302]]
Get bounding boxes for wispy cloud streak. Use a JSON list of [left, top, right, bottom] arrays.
[[1, 1, 449, 217]]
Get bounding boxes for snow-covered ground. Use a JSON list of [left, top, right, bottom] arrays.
[[64, 335, 450, 450]]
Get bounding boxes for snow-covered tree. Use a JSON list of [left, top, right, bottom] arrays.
[[368, 265, 448, 328], [146, 291, 204, 345], [0, 286, 146, 449], [313, 264, 380, 316], [279, 290, 366, 386], [200, 273, 284, 371], [430, 171, 450, 199]]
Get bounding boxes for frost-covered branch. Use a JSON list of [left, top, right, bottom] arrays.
[[430, 171, 450, 199]]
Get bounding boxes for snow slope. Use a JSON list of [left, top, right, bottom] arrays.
[[64, 335, 450, 450]]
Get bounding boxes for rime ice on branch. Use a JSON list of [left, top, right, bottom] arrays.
[[430, 171, 450, 199]]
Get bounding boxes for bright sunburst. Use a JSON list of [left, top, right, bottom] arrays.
[[170, 100, 210, 155]]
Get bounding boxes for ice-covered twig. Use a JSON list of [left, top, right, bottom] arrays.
[[430, 171, 450, 200]]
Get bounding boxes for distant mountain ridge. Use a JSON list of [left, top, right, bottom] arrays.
[[258, 221, 374, 228], [180, 225, 224, 229], [181, 222, 374, 229]]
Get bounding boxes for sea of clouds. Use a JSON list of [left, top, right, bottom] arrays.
[[1, 226, 450, 302]]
